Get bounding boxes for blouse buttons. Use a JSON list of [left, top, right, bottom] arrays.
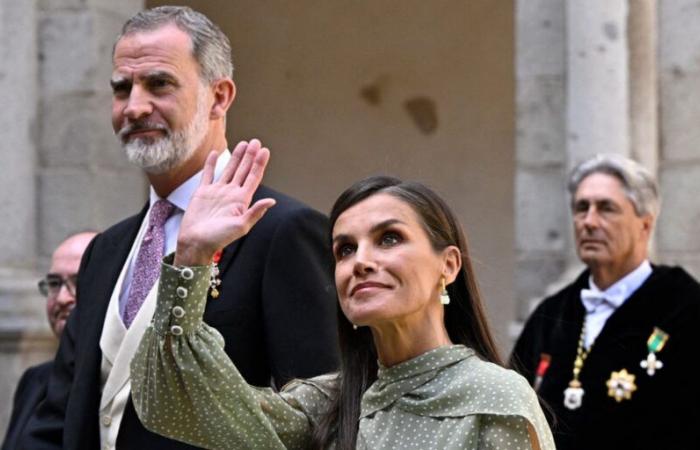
[[176, 286, 188, 299], [170, 325, 183, 336], [172, 306, 185, 318], [180, 267, 194, 280]]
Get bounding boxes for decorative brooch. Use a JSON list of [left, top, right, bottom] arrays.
[[209, 249, 222, 298]]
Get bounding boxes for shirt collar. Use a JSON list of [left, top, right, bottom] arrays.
[[148, 150, 231, 211], [587, 260, 652, 308]]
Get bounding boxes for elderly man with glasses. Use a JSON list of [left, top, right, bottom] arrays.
[[2, 231, 96, 450]]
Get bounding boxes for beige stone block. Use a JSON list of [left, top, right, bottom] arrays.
[[40, 92, 128, 169], [38, 167, 146, 257], [92, 169, 147, 227], [515, 167, 569, 252], [659, 71, 700, 162], [516, 0, 565, 77], [514, 254, 567, 319], [656, 163, 700, 252], [659, 0, 700, 72], [40, 10, 101, 95], [516, 76, 566, 166]]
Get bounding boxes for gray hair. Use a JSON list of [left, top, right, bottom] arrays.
[[568, 154, 660, 217], [115, 6, 233, 83]]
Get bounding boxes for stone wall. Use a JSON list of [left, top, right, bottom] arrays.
[[0, 0, 146, 437]]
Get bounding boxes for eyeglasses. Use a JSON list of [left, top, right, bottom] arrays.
[[38, 274, 78, 298]]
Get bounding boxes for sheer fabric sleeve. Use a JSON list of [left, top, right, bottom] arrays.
[[130, 256, 329, 450]]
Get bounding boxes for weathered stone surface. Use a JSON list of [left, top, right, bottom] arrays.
[[659, 71, 700, 162], [516, 0, 565, 78], [658, 0, 700, 72], [0, 0, 38, 269], [38, 167, 146, 258], [656, 163, 700, 252], [92, 169, 147, 227], [515, 167, 569, 253], [40, 92, 128, 169], [516, 76, 566, 166], [567, 0, 630, 165], [514, 254, 567, 319], [40, 10, 102, 95]]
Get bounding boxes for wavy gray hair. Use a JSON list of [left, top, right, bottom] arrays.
[[568, 154, 660, 217], [115, 5, 233, 83]]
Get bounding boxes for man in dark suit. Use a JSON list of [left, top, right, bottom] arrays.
[[20, 6, 338, 450], [2, 232, 96, 450], [511, 154, 700, 450]]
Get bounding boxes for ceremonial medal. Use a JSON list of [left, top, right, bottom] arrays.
[[209, 250, 223, 298], [564, 380, 584, 409], [640, 327, 668, 376], [606, 369, 637, 402], [564, 317, 593, 410]]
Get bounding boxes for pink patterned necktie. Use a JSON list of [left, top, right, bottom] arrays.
[[123, 199, 175, 328]]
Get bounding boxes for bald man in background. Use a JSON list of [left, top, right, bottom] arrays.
[[2, 232, 97, 450]]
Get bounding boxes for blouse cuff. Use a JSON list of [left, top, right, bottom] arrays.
[[153, 253, 211, 336]]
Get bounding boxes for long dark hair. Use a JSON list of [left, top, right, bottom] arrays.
[[311, 176, 503, 450]]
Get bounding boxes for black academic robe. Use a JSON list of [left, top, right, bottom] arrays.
[[19, 185, 340, 450], [510, 265, 700, 450], [1, 361, 52, 450]]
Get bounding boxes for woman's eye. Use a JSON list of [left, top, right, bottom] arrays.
[[380, 232, 401, 246], [335, 244, 355, 259]]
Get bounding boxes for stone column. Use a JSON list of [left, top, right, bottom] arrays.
[[657, 0, 700, 278], [0, 0, 49, 433], [513, 0, 658, 341], [514, 0, 568, 334], [0, 0, 146, 436]]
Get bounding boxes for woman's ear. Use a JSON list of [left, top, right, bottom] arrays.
[[209, 78, 236, 120], [442, 245, 462, 285]]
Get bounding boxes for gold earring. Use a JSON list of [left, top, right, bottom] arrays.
[[440, 277, 450, 305]]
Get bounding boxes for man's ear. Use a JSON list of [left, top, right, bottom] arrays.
[[641, 213, 654, 238], [209, 78, 236, 120], [442, 245, 462, 285]]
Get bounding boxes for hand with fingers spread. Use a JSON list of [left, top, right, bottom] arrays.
[[175, 139, 276, 267]]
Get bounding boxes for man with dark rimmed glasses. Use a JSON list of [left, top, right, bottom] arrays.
[[2, 231, 96, 450]]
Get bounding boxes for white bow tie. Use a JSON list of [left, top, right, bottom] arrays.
[[580, 288, 627, 312]]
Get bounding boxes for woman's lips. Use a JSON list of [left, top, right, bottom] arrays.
[[350, 281, 390, 296]]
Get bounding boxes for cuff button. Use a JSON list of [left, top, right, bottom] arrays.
[[172, 306, 185, 318], [180, 267, 194, 280]]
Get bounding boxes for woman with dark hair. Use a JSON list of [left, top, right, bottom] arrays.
[[131, 146, 554, 449]]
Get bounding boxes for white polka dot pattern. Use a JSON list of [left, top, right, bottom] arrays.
[[130, 258, 555, 450]]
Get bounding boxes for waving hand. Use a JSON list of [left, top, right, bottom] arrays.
[[175, 139, 276, 266]]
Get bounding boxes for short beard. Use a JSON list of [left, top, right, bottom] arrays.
[[117, 89, 210, 175]]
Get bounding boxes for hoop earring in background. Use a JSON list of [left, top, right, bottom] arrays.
[[440, 277, 451, 305]]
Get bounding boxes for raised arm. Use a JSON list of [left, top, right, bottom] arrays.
[[130, 141, 331, 449]]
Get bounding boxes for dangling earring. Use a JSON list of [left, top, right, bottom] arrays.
[[440, 277, 451, 305]]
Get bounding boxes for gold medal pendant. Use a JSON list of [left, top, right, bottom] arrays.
[[640, 327, 669, 376], [564, 318, 593, 410], [606, 369, 637, 402]]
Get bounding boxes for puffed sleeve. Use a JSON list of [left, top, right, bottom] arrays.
[[130, 255, 331, 450]]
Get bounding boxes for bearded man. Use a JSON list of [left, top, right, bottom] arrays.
[[20, 6, 338, 450]]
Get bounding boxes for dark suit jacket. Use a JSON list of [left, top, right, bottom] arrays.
[[20, 185, 339, 450], [2, 361, 52, 450], [510, 265, 700, 450]]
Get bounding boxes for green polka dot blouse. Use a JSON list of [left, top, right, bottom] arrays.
[[130, 257, 555, 450]]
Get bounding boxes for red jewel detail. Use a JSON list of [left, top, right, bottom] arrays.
[[212, 249, 223, 264]]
